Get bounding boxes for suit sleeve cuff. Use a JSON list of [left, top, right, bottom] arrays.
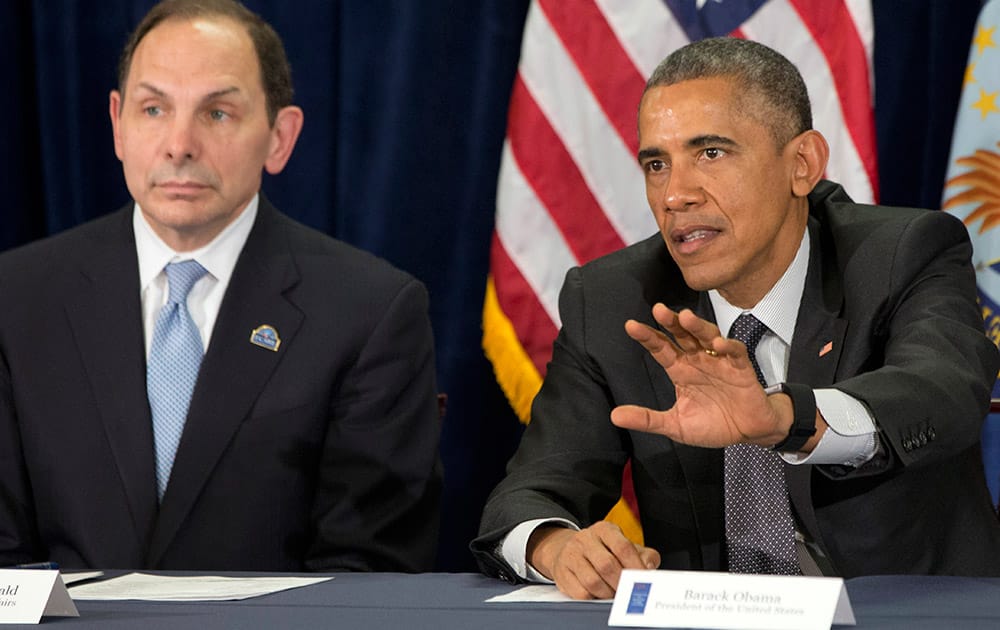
[[780, 388, 878, 467], [499, 518, 578, 582]]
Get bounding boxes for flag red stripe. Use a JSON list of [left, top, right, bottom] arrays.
[[507, 74, 627, 263], [490, 235, 559, 376], [537, 0, 646, 157], [789, 0, 879, 199]]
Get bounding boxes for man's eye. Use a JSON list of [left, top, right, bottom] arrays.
[[703, 147, 723, 159], [143, 106, 161, 117], [646, 160, 667, 173], [209, 110, 229, 121]]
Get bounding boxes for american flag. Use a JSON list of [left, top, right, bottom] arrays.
[[483, 0, 878, 540]]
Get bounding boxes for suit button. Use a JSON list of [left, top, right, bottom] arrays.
[[902, 438, 913, 451], [918, 432, 928, 446], [928, 427, 936, 441]]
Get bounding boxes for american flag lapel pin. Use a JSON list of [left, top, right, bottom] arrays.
[[819, 341, 833, 357]]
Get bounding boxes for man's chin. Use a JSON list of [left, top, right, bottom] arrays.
[[153, 190, 213, 205], [674, 264, 721, 293], [140, 194, 216, 219]]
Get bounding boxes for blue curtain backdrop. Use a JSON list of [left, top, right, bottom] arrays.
[[0, 1, 993, 571]]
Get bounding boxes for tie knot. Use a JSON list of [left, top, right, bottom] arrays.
[[164, 260, 208, 305], [729, 313, 768, 353]]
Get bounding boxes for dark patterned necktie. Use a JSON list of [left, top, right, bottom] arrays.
[[724, 313, 801, 574]]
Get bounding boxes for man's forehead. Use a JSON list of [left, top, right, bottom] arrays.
[[126, 16, 260, 93], [131, 16, 254, 70]]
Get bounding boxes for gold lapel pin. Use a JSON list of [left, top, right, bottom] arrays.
[[250, 325, 281, 351]]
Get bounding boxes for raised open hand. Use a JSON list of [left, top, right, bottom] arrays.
[[610, 304, 789, 447]]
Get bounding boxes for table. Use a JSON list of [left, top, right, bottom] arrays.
[[12, 572, 1000, 629]]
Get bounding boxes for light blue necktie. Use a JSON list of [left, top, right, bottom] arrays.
[[147, 260, 208, 501]]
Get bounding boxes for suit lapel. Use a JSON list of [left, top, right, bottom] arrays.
[[786, 219, 846, 390], [784, 218, 846, 569], [146, 202, 304, 566], [640, 268, 714, 408], [642, 286, 725, 567], [64, 207, 158, 555]]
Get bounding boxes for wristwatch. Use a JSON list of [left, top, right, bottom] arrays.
[[764, 382, 817, 452]]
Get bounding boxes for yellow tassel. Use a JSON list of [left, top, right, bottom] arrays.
[[482, 276, 542, 424], [483, 275, 643, 542], [605, 498, 644, 545]]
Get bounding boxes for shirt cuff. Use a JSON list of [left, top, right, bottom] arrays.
[[499, 518, 578, 582], [780, 388, 878, 467]]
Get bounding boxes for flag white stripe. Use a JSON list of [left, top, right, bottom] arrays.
[[595, 0, 690, 79], [741, 0, 875, 203], [495, 140, 575, 326], [520, 4, 658, 246], [845, 0, 876, 76]]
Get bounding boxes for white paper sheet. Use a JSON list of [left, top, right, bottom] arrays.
[[68, 572, 332, 601], [485, 584, 612, 604]]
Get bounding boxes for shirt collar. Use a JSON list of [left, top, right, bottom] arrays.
[[134, 194, 259, 290], [709, 226, 810, 344]]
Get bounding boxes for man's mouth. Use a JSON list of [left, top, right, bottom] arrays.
[[670, 227, 721, 254], [676, 229, 716, 243]]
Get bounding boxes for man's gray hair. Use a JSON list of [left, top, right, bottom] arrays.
[[645, 37, 812, 147]]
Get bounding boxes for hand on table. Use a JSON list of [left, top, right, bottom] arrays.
[[527, 521, 660, 600]]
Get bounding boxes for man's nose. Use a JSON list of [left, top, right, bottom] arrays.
[[662, 162, 702, 212], [164, 116, 199, 163]]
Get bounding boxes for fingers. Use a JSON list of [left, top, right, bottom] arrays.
[[638, 304, 757, 366], [655, 305, 722, 354], [623, 319, 683, 369], [610, 404, 672, 436], [547, 522, 658, 600], [638, 544, 661, 571]]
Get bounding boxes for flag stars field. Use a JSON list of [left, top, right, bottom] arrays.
[[974, 23, 996, 56], [973, 89, 1000, 120]]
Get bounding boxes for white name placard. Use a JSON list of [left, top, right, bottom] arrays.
[[609, 569, 855, 630], [0, 570, 79, 624]]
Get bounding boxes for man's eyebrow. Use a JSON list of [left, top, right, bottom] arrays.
[[134, 82, 166, 97], [202, 87, 242, 101], [637, 147, 664, 163], [687, 134, 737, 149], [132, 83, 242, 102]]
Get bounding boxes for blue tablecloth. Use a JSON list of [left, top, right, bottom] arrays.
[[6, 572, 999, 629]]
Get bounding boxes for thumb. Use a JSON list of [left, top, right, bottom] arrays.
[[610, 405, 655, 432], [637, 545, 661, 570]]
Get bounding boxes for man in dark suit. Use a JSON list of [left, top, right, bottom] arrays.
[[0, 0, 441, 572], [473, 37, 1000, 598]]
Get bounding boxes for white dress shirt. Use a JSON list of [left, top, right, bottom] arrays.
[[709, 228, 879, 466], [134, 195, 258, 358], [501, 228, 879, 581]]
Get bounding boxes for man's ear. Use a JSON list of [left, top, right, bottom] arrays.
[[789, 129, 830, 197], [264, 105, 304, 175], [109, 90, 125, 161]]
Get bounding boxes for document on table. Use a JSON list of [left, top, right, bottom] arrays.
[[485, 584, 612, 604], [62, 571, 104, 585], [68, 572, 332, 601]]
